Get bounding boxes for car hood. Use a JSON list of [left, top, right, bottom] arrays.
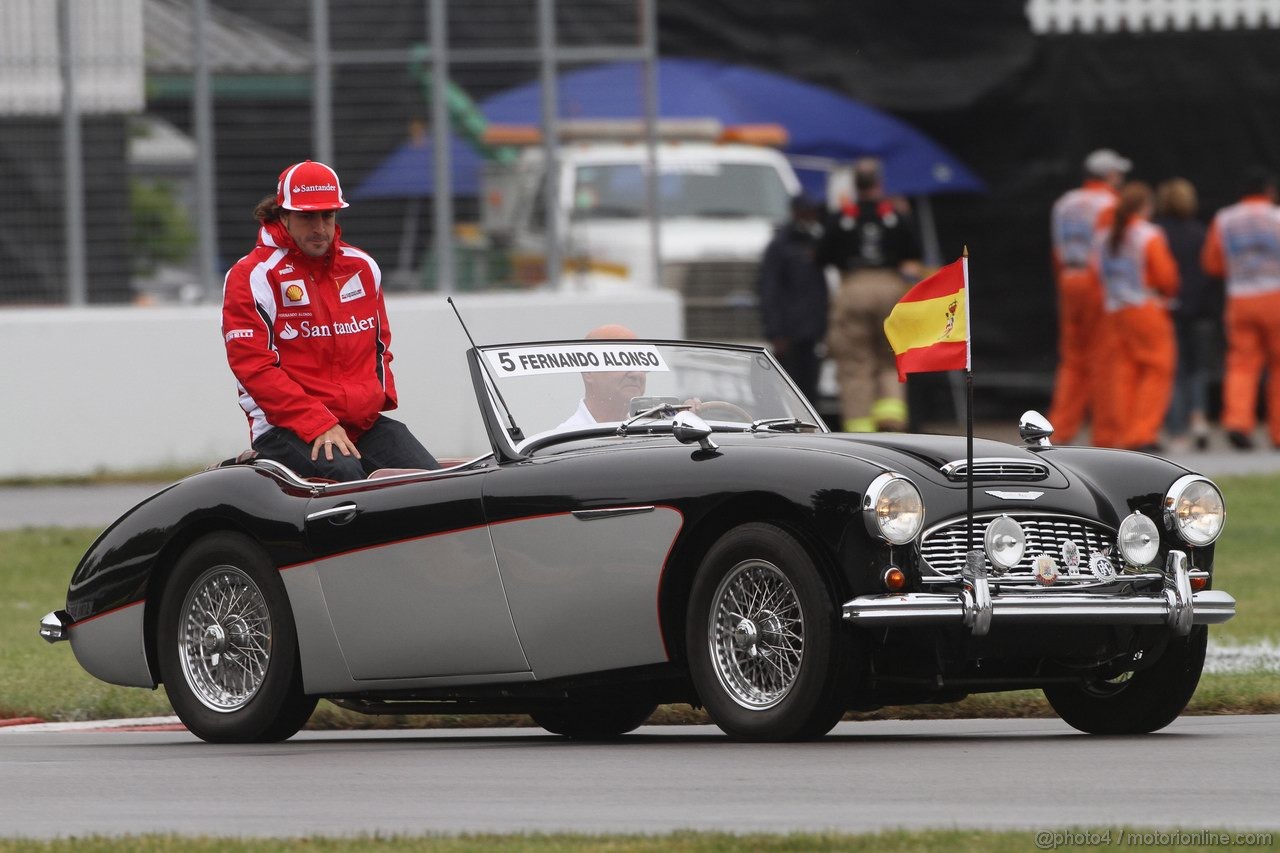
[[748, 431, 1200, 529], [743, 432, 1057, 485]]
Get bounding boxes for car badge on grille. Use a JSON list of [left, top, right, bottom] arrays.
[[985, 490, 1044, 500], [1059, 539, 1081, 575], [1089, 552, 1117, 582], [1032, 553, 1059, 585]]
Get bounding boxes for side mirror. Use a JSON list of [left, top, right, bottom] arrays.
[[672, 411, 719, 452], [1019, 410, 1054, 447]]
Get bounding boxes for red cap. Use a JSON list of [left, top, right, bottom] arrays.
[[276, 160, 349, 211]]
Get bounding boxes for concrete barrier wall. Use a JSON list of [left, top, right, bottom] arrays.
[[0, 291, 682, 478]]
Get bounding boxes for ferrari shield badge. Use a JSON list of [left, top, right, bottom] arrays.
[[1032, 553, 1059, 586], [1059, 539, 1081, 576], [1089, 552, 1117, 582]]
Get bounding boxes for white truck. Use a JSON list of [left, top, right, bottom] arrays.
[[480, 121, 802, 341]]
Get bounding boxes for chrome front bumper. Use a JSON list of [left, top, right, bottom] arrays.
[[843, 550, 1235, 637], [39, 610, 72, 643]]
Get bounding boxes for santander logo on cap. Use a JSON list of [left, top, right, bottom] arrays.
[[276, 160, 350, 211]]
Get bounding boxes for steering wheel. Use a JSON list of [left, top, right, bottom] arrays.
[[696, 400, 752, 423]]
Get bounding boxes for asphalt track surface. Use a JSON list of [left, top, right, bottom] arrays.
[[2, 717, 1278, 838]]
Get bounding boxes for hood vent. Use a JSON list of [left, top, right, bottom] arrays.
[[941, 457, 1049, 482]]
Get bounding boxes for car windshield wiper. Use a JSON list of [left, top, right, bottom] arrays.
[[617, 402, 692, 436], [749, 417, 821, 433]]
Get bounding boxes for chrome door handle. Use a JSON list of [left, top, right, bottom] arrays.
[[572, 506, 655, 521], [306, 503, 361, 525]]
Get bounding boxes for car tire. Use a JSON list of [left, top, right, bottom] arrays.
[[530, 696, 658, 739], [156, 531, 317, 743], [686, 522, 847, 741], [1043, 625, 1208, 735]]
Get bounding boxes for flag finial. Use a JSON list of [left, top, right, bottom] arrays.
[[962, 245, 969, 258]]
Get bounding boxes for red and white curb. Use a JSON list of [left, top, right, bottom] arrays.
[[0, 715, 185, 733]]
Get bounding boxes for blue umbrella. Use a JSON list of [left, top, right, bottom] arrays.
[[353, 133, 487, 200], [352, 57, 984, 200]]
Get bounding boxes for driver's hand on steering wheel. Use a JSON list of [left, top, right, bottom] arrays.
[[311, 424, 360, 462], [683, 398, 703, 413]]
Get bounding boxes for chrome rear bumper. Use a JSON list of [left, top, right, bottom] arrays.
[[843, 550, 1235, 637]]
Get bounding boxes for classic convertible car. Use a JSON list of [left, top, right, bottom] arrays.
[[42, 339, 1235, 743]]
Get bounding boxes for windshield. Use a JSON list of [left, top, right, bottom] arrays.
[[476, 340, 823, 450], [570, 162, 792, 222]]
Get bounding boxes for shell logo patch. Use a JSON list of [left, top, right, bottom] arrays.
[[280, 279, 310, 307]]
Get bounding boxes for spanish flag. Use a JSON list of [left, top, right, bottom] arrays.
[[883, 256, 969, 382]]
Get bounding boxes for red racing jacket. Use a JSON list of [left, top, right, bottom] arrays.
[[221, 220, 398, 444]]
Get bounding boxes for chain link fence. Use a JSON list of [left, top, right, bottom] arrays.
[[1, 0, 668, 311]]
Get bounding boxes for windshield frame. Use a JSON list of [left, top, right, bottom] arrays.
[[467, 338, 828, 460]]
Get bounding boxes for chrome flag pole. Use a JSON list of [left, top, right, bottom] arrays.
[[962, 247, 976, 565]]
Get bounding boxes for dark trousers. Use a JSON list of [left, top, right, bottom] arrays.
[[777, 338, 822, 405], [253, 416, 438, 482]]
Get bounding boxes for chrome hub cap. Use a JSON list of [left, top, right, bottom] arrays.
[[709, 559, 804, 709], [201, 624, 226, 655], [178, 566, 272, 713], [732, 618, 760, 652]]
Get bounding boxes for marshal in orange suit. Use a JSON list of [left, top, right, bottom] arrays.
[[1047, 149, 1128, 444], [1201, 169, 1280, 450], [1089, 182, 1179, 451]]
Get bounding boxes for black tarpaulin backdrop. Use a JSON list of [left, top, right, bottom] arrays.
[[661, 0, 1280, 417]]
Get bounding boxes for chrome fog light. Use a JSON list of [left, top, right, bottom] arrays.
[[1118, 511, 1160, 567], [863, 473, 925, 545], [1164, 475, 1226, 546], [984, 515, 1026, 572]]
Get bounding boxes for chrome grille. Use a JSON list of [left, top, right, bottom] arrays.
[[663, 261, 763, 341], [941, 458, 1049, 481], [920, 513, 1115, 577]]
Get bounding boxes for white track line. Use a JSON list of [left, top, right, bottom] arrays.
[[0, 715, 183, 733]]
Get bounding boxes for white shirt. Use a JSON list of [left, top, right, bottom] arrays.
[[555, 399, 598, 431]]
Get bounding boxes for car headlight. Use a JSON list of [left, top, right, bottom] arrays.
[[984, 515, 1026, 571], [863, 473, 924, 545], [1118, 511, 1160, 567], [1164, 475, 1225, 546]]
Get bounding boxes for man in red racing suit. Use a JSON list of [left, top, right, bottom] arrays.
[[221, 160, 437, 481]]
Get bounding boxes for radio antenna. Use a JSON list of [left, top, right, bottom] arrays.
[[448, 297, 524, 441]]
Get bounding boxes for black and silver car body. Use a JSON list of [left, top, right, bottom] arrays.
[[43, 339, 1235, 742]]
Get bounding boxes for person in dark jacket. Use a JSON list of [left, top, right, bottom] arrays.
[[757, 195, 830, 403], [1154, 178, 1217, 452]]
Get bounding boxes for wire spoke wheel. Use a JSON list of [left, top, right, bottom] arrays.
[[178, 565, 272, 712], [1043, 626, 1207, 735], [709, 558, 805, 710], [687, 522, 847, 741], [159, 532, 315, 743]]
